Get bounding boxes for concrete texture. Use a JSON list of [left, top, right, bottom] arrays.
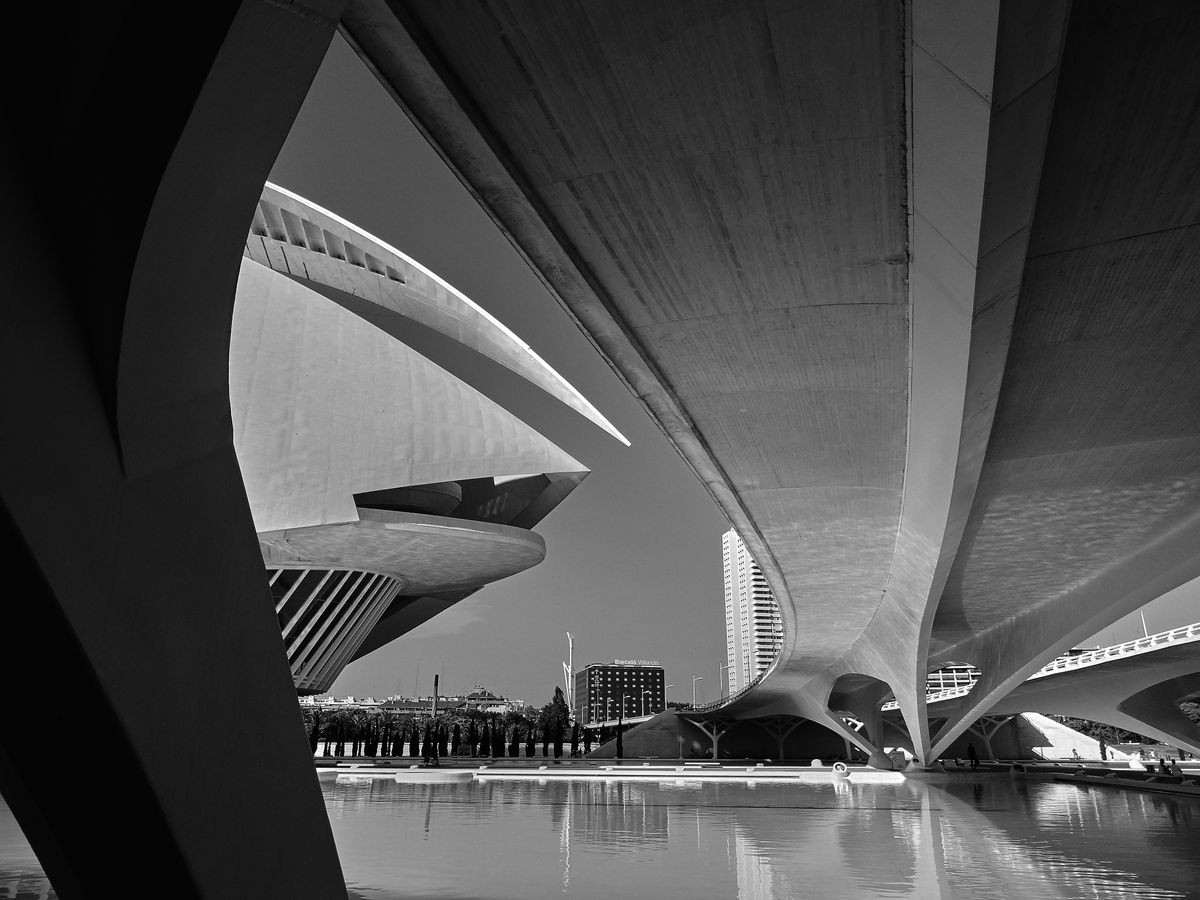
[[341, 0, 1200, 763], [1, 1, 350, 895]]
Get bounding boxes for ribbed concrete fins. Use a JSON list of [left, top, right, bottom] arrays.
[[231, 258, 586, 534], [253, 183, 629, 446]]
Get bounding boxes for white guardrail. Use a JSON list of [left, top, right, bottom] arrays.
[[879, 622, 1200, 711]]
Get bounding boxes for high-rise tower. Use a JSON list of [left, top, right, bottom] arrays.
[[723, 529, 782, 692]]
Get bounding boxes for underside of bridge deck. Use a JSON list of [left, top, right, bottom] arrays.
[[340, 0, 1200, 763]]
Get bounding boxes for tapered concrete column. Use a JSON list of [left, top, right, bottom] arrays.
[[1, 2, 347, 897]]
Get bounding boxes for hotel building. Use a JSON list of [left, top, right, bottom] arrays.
[[574, 662, 666, 723]]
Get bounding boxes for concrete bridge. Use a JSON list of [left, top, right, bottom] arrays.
[[893, 622, 1200, 757], [605, 624, 1200, 761], [336, 0, 1200, 766]]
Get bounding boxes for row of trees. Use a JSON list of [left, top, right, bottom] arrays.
[[303, 686, 590, 758], [1049, 702, 1200, 746]]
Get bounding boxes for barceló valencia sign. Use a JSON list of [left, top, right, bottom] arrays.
[[613, 659, 661, 666]]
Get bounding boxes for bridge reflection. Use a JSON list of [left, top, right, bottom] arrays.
[[313, 776, 1199, 898]]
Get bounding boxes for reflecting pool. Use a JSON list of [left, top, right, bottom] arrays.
[[3, 776, 1198, 898]]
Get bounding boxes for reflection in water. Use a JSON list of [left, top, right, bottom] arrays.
[[2, 777, 1198, 898]]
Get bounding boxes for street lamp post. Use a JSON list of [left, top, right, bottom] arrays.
[[690, 674, 703, 707], [641, 690, 651, 716]]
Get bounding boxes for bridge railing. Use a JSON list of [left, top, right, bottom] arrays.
[[879, 621, 1200, 711], [691, 658, 779, 714], [1028, 621, 1200, 678]]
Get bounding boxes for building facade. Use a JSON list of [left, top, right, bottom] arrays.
[[574, 661, 666, 723], [723, 530, 783, 693]]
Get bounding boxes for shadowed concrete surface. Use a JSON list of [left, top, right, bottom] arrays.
[[341, 0, 1200, 763], [1, 1, 350, 896]]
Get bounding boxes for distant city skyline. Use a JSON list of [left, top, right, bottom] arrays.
[[273, 35, 1200, 708]]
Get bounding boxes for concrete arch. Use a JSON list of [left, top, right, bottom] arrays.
[[2, 2, 349, 896], [827, 673, 894, 751]]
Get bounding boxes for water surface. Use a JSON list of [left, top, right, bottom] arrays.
[[2, 776, 1198, 898]]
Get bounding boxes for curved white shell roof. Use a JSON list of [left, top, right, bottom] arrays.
[[247, 182, 629, 446]]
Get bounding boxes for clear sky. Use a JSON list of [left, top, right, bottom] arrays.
[[269, 36, 1200, 705]]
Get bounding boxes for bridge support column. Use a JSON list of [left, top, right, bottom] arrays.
[[683, 718, 733, 760], [965, 715, 1015, 761], [750, 716, 805, 760]]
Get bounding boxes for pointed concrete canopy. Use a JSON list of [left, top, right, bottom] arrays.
[[231, 259, 587, 533], [248, 182, 629, 446]]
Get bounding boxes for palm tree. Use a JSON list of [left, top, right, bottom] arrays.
[[408, 719, 420, 758], [451, 722, 462, 756]]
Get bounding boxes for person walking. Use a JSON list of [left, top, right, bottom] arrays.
[[967, 742, 979, 771]]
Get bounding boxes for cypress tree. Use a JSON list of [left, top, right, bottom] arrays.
[[525, 726, 536, 758], [508, 725, 519, 757], [307, 709, 322, 754], [480, 720, 491, 757], [491, 717, 504, 757]]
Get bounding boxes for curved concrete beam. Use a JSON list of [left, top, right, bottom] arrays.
[[250, 183, 629, 445], [339, 0, 798, 671]]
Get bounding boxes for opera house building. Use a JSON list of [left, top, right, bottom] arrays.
[[238, 184, 620, 694]]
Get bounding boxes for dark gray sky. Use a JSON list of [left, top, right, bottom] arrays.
[[270, 36, 1200, 705]]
